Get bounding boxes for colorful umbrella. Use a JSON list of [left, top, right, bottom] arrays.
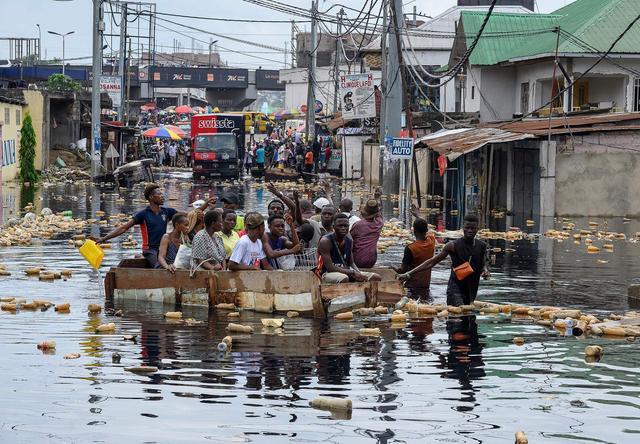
[[175, 105, 193, 114], [163, 125, 186, 138], [142, 127, 182, 141]]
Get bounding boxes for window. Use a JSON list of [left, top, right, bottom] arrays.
[[634, 78, 640, 112], [4, 108, 9, 125], [520, 82, 530, 114], [471, 86, 475, 100], [15, 109, 21, 126]]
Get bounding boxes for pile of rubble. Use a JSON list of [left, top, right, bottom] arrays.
[[0, 208, 88, 247], [41, 166, 92, 184]]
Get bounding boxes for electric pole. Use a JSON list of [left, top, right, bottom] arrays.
[[305, 0, 318, 142], [333, 8, 344, 116], [118, 2, 127, 122], [378, 0, 388, 185], [382, 0, 403, 195], [290, 20, 296, 69], [92, 0, 104, 179]]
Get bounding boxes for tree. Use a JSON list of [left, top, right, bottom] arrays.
[[46, 73, 81, 92], [19, 112, 39, 184]]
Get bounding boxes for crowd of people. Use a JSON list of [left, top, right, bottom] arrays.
[[243, 127, 335, 175], [93, 181, 490, 307]]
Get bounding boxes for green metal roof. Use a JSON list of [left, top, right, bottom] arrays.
[[461, 0, 640, 66]]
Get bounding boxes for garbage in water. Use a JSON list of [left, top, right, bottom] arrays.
[[309, 396, 353, 413], [111, 352, 121, 363], [227, 312, 240, 318], [123, 335, 137, 341], [55, 303, 70, 312], [513, 337, 525, 345], [226, 323, 253, 333], [95, 323, 116, 333], [87, 304, 102, 313], [261, 318, 285, 328], [515, 430, 528, 443], [1, 303, 17, 312], [164, 311, 182, 319], [215, 303, 236, 310], [359, 328, 381, 336], [334, 312, 354, 321], [37, 340, 56, 350], [63, 353, 81, 359], [286, 311, 299, 318], [79, 240, 105, 270]]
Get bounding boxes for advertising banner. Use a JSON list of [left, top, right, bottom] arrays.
[[150, 67, 248, 89], [339, 72, 380, 119], [99, 75, 122, 108], [255, 69, 284, 90]]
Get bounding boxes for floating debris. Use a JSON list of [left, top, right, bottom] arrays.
[[226, 323, 253, 333], [164, 311, 182, 319], [63, 353, 81, 360], [125, 366, 158, 374]]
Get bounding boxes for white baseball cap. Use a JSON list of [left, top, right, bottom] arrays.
[[313, 197, 330, 210], [191, 199, 205, 209]]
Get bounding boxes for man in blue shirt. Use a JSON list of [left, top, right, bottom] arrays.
[[255, 144, 265, 171], [91, 183, 177, 268]]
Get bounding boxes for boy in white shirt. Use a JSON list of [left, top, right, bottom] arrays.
[[228, 212, 273, 271]]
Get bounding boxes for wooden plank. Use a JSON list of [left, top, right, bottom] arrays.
[[215, 271, 318, 294], [208, 275, 218, 306], [104, 270, 116, 299], [311, 284, 325, 319], [320, 282, 370, 301], [376, 280, 404, 305], [366, 282, 378, 307], [117, 258, 148, 268], [113, 268, 210, 290], [363, 267, 396, 281]]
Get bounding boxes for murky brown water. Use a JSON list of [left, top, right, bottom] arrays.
[[1, 171, 640, 443]]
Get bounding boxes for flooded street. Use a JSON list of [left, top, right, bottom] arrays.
[[1, 172, 640, 443]]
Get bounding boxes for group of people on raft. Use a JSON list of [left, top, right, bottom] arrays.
[[92, 182, 490, 307]]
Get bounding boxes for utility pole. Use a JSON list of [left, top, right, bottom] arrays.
[[305, 0, 318, 142], [290, 20, 296, 68], [390, 0, 422, 207], [382, 0, 403, 196], [333, 8, 344, 116], [378, 0, 388, 185], [91, 0, 104, 179], [117, 2, 127, 122]]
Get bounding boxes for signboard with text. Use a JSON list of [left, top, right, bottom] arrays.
[[389, 138, 414, 160], [255, 69, 285, 90], [339, 72, 380, 119], [99, 75, 122, 108], [150, 67, 248, 89]]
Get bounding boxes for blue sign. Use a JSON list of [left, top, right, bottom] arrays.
[[389, 137, 414, 159]]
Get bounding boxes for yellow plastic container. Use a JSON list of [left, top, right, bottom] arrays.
[[79, 240, 104, 270]]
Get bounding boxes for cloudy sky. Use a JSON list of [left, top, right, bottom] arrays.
[[0, 0, 575, 68]]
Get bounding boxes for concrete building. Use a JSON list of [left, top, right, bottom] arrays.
[[361, 4, 532, 113], [0, 95, 26, 182]]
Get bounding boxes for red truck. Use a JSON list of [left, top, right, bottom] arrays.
[[191, 113, 245, 180]]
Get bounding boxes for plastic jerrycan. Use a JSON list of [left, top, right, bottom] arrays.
[[79, 240, 105, 270]]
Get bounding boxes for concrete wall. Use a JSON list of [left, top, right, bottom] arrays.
[[0, 101, 24, 182], [22, 90, 47, 170], [555, 132, 640, 216], [479, 66, 516, 120]]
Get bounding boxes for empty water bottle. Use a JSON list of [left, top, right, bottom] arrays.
[[395, 296, 410, 310], [217, 342, 228, 352]]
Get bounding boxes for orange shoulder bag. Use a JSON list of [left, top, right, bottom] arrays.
[[452, 240, 475, 280]]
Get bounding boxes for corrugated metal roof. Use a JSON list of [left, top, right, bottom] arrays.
[[416, 127, 534, 160], [487, 112, 640, 134], [461, 0, 640, 66]]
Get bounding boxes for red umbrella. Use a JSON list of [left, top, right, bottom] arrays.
[[163, 125, 186, 138], [175, 105, 193, 114]]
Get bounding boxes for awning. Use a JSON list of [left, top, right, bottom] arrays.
[[416, 127, 534, 161]]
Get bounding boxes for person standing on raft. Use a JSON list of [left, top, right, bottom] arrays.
[[397, 213, 490, 306]]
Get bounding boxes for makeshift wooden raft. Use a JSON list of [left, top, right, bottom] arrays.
[[104, 259, 403, 319]]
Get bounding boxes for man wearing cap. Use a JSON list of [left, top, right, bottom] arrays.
[[228, 212, 273, 271], [350, 199, 384, 269], [221, 192, 245, 233], [317, 213, 381, 283], [310, 197, 330, 223]]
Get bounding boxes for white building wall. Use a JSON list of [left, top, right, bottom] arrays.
[[479, 66, 516, 121]]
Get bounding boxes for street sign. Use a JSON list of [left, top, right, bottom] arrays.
[[105, 143, 119, 159], [389, 138, 414, 160]]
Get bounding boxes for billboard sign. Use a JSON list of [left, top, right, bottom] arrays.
[[255, 69, 284, 90], [150, 67, 248, 89], [99, 75, 122, 108], [339, 72, 379, 119]]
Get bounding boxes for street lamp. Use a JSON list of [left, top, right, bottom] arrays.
[[208, 40, 219, 68], [47, 30, 74, 75]]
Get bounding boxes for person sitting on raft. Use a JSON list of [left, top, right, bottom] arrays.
[[158, 213, 190, 273], [91, 183, 176, 268], [398, 213, 489, 306], [191, 210, 226, 271], [316, 213, 381, 283], [262, 213, 302, 270], [228, 212, 273, 271]]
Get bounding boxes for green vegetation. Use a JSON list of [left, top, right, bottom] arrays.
[[46, 73, 81, 92], [18, 112, 39, 184]]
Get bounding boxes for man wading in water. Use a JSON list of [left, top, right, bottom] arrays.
[[398, 214, 489, 306], [91, 184, 176, 268]]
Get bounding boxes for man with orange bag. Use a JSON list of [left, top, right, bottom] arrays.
[[397, 213, 489, 306]]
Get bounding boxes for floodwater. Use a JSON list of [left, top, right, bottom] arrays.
[[1, 171, 640, 443]]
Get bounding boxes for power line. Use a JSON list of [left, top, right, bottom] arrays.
[[152, 10, 310, 24]]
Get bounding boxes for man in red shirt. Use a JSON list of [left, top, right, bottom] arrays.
[[394, 217, 436, 301]]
